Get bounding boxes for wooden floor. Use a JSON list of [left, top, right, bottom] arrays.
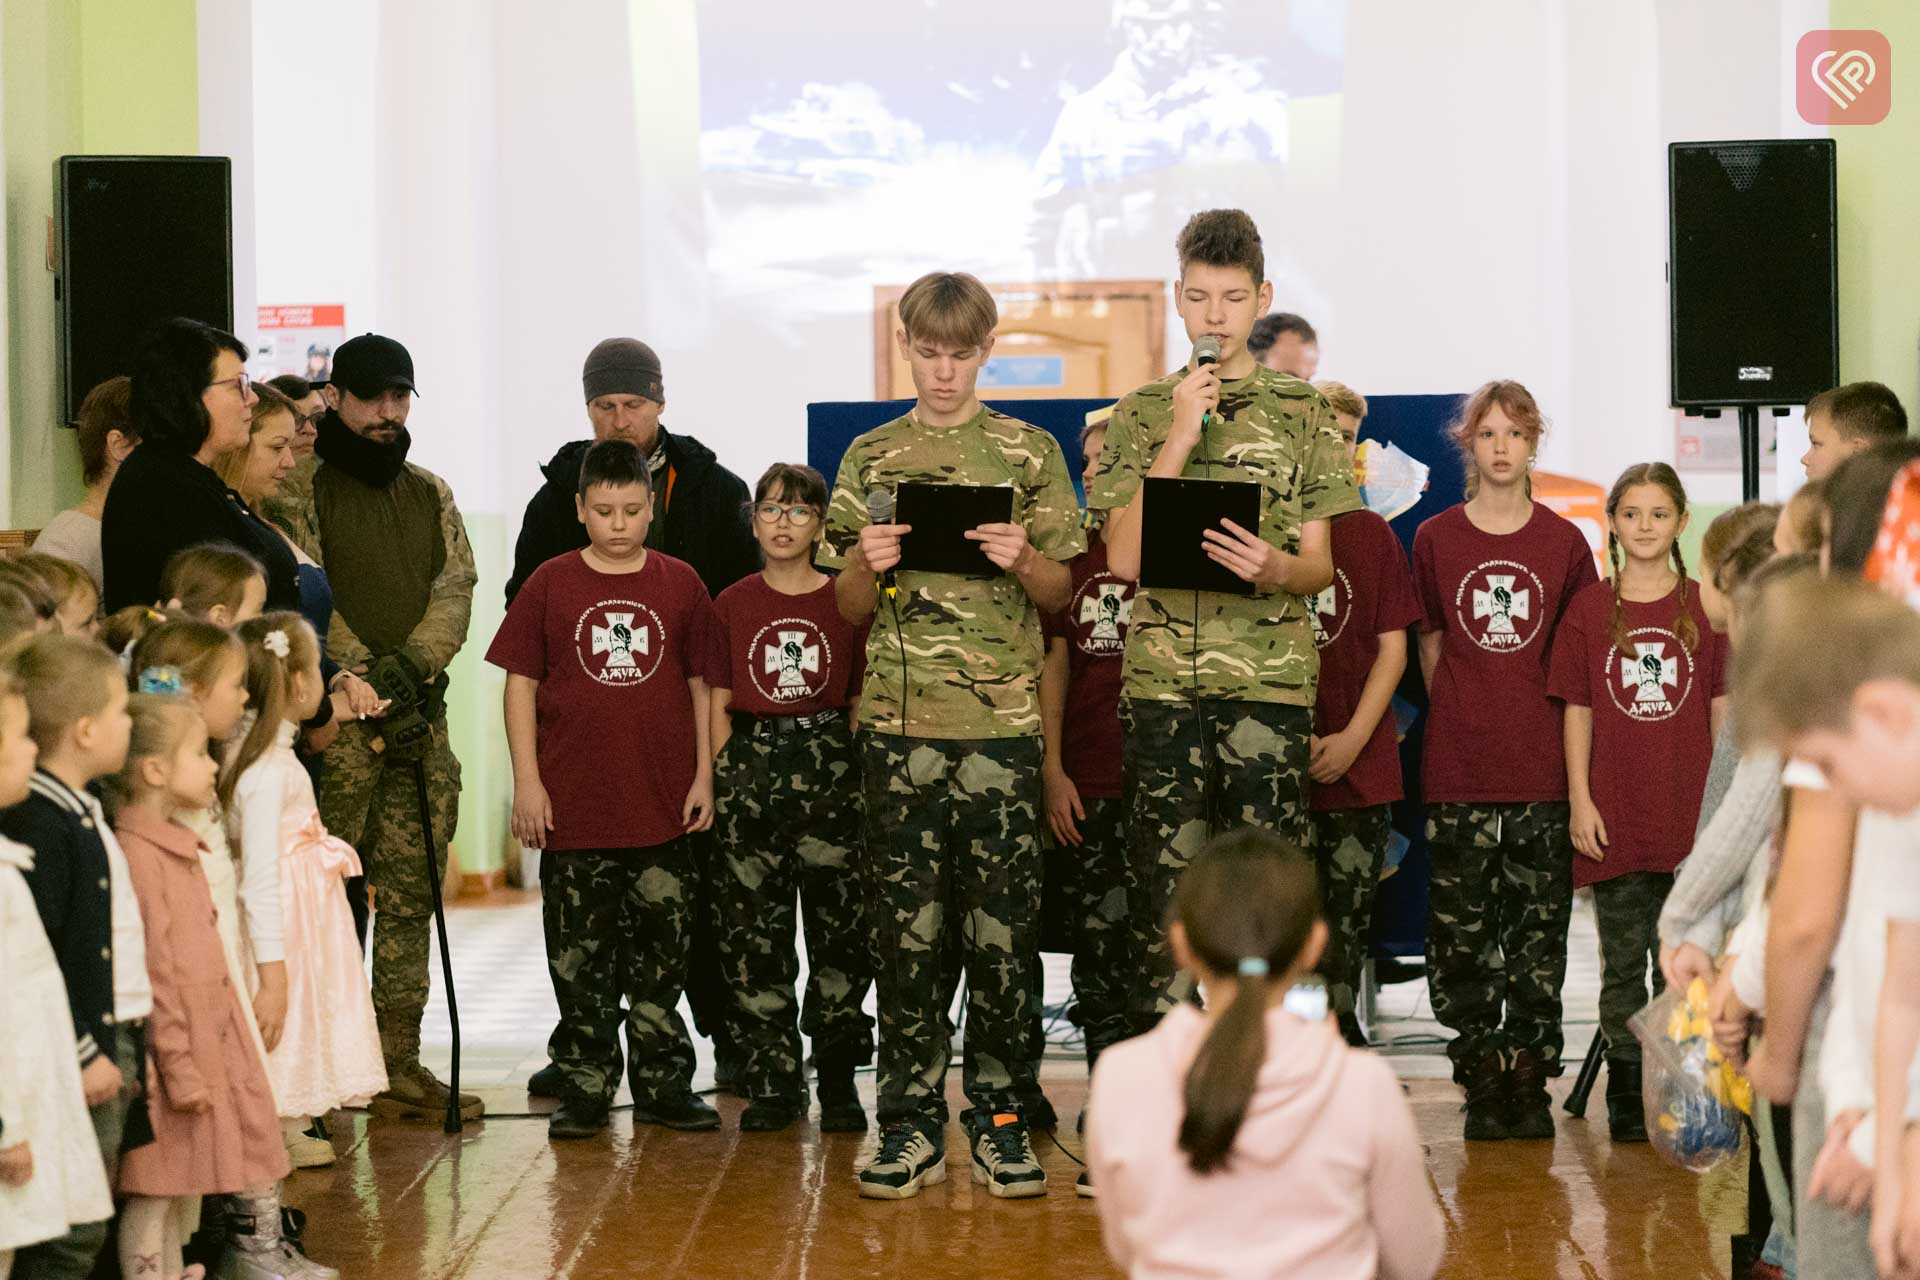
[[284, 1070, 1736, 1279]]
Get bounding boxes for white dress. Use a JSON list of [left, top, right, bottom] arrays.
[[0, 837, 113, 1251]]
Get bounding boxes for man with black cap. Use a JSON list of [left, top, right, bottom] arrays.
[[510, 337, 759, 1100], [505, 338, 759, 601], [276, 332, 484, 1122]]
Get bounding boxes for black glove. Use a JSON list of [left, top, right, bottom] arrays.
[[372, 702, 436, 763], [364, 650, 429, 712]]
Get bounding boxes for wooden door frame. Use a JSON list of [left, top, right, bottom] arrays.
[[873, 279, 1166, 400]]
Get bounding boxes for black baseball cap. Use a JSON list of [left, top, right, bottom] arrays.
[[327, 333, 418, 399]]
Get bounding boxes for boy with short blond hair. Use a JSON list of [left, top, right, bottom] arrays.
[[824, 270, 1084, 1200]]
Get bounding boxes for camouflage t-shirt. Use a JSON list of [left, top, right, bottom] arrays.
[[1087, 365, 1361, 706], [821, 407, 1086, 739]]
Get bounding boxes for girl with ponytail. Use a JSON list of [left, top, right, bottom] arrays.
[[1548, 462, 1728, 1143], [1086, 828, 1442, 1280]]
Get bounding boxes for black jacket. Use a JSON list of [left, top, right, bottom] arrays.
[[101, 442, 301, 614], [3, 772, 117, 1066], [505, 428, 760, 604]]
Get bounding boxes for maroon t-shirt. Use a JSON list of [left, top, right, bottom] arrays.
[[1041, 542, 1133, 800], [1310, 510, 1423, 812], [705, 574, 866, 716], [1413, 503, 1599, 803], [1548, 579, 1726, 886], [485, 550, 715, 851]]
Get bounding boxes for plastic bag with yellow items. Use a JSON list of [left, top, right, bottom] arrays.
[[1627, 978, 1752, 1172]]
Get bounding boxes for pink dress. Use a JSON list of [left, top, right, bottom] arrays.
[[229, 725, 386, 1116]]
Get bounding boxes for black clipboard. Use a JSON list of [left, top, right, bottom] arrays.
[[1139, 477, 1262, 596], [895, 482, 1016, 577]]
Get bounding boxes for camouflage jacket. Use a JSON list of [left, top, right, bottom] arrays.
[[1088, 365, 1360, 706], [271, 446, 476, 683], [821, 406, 1085, 739]]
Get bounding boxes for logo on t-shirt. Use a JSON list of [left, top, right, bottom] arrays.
[[1073, 576, 1134, 656], [1606, 627, 1695, 722], [574, 599, 666, 687], [747, 617, 833, 704], [1454, 561, 1547, 653], [1310, 568, 1354, 650]]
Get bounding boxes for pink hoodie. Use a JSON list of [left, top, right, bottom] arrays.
[[1087, 1004, 1444, 1280]]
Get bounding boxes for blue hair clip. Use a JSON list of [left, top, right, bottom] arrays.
[[1237, 956, 1270, 979], [137, 665, 184, 697]]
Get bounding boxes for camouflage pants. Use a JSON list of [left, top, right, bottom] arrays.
[[1308, 805, 1392, 1018], [714, 716, 874, 1104], [319, 716, 460, 1066], [1121, 698, 1312, 1030], [1051, 795, 1136, 1068], [860, 733, 1043, 1131], [1425, 802, 1573, 1076], [542, 842, 697, 1104], [1591, 871, 1673, 1065]]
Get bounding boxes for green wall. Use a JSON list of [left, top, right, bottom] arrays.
[[1834, 0, 1920, 419], [4, 0, 199, 528]]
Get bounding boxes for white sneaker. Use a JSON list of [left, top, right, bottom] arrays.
[[969, 1113, 1048, 1199], [857, 1123, 946, 1200], [282, 1123, 335, 1169]]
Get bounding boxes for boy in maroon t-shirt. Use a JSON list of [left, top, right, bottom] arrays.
[[1039, 414, 1138, 1127], [1306, 383, 1423, 1047], [487, 439, 721, 1140], [1412, 381, 1597, 1142], [706, 463, 873, 1135]]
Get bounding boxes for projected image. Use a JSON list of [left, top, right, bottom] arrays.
[[698, 0, 1345, 308]]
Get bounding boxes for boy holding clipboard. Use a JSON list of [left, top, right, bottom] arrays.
[[822, 271, 1084, 1201], [1089, 210, 1361, 1031]]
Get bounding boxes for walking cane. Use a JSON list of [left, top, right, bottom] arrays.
[[412, 759, 464, 1134]]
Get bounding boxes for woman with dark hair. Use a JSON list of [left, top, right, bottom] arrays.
[[101, 318, 301, 614]]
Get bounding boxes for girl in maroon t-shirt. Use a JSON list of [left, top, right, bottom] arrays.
[[705, 463, 873, 1134], [1412, 380, 1597, 1143], [1550, 462, 1726, 1142]]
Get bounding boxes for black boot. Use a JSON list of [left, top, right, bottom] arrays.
[[1505, 1048, 1556, 1140], [1606, 1058, 1647, 1143], [1461, 1052, 1511, 1141], [814, 1047, 867, 1133]]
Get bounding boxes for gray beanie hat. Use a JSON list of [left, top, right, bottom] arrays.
[[582, 338, 664, 403]]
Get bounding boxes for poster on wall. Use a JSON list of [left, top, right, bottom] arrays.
[[251, 304, 345, 384]]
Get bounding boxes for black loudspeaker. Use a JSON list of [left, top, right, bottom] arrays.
[[1668, 139, 1837, 408], [56, 156, 233, 425]]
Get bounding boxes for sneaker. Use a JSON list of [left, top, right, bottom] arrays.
[[371, 1061, 484, 1123], [283, 1126, 336, 1169], [526, 1060, 566, 1099], [858, 1122, 946, 1200], [547, 1095, 610, 1140], [969, 1112, 1048, 1199], [740, 1098, 801, 1132], [1075, 1169, 1096, 1198], [1505, 1049, 1557, 1141], [633, 1090, 721, 1131]]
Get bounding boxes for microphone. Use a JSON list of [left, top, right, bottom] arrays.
[[1193, 335, 1221, 431], [865, 487, 899, 599]]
